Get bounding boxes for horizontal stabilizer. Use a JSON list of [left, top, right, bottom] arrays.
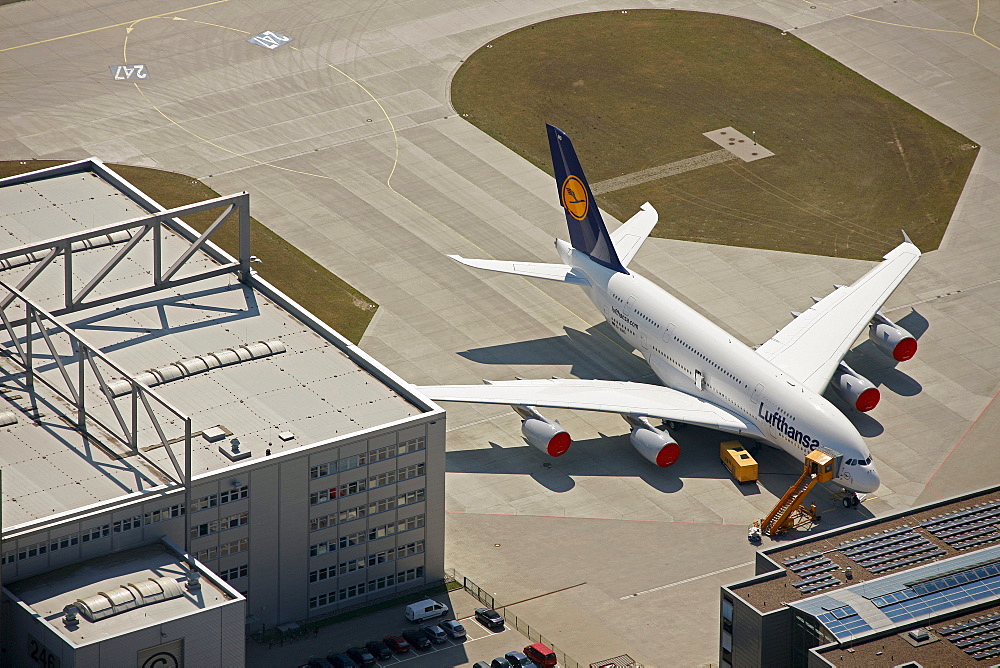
[[610, 202, 658, 268], [448, 255, 590, 285]]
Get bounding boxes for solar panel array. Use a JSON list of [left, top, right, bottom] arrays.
[[814, 604, 873, 640], [939, 611, 1000, 660], [784, 554, 840, 593], [921, 500, 1000, 551], [870, 562, 1000, 624], [837, 527, 945, 574]]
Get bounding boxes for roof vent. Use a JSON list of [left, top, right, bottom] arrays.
[[62, 604, 80, 628], [107, 340, 286, 396], [908, 628, 929, 642], [73, 576, 185, 622]]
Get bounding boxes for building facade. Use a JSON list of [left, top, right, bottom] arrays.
[[0, 160, 446, 664]]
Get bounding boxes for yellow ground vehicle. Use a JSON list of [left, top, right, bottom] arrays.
[[720, 441, 758, 483]]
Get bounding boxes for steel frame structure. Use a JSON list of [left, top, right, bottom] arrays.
[[0, 192, 251, 318], [0, 169, 252, 562]]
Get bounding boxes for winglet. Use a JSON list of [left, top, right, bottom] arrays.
[[546, 124, 628, 274], [902, 229, 912, 244]]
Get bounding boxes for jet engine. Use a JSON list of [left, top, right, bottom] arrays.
[[831, 362, 880, 412], [869, 313, 917, 362], [623, 415, 680, 467], [514, 406, 571, 457]]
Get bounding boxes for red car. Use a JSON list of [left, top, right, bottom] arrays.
[[524, 642, 557, 667], [382, 634, 411, 653]]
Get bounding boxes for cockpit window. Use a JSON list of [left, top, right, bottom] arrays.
[[846, 459, 856, 466], [864, 456, 872, 465]]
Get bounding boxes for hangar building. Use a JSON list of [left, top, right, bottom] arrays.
[[0, 160, 445, 666]]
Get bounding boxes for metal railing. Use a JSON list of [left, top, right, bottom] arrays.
[[447, 568, 584, 668]]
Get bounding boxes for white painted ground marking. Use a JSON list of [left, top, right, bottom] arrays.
[[621, 560, 754, 599], [446, 412, 515, 433]]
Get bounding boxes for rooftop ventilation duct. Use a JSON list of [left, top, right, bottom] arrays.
[[73, 575, 185, 622], [107, 340, 286, 397]]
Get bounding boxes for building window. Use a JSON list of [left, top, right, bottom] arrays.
[[192, 486, 248, 512], [190, 512, 248, 539], [220, 564, 248, 582], [339, 530, 366, 550], [339, 582, 366, 602], [310, 540, 337, 557], [398, 436, 425, 455], [397, 566, 424, 583], [113, 515, 142, 533], [397, 463, 425, 482], [309, 591, 336, 610], [310, 437, 425, 483], [397, 514, 425, 533], [221, 537, 249, 557]]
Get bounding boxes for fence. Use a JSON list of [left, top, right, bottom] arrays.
[[447, 568, 584, 668]]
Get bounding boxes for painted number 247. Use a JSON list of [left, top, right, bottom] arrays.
[[112, 64, 148, 80]]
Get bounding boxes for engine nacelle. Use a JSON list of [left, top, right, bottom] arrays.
[[832, 363, 880, 412], [521, 417, 572, 457], [869, 315, 917, 361], [630, 425, 680, 467]]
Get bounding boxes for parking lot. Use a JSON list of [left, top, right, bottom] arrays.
[[248, 588, 543, 668]]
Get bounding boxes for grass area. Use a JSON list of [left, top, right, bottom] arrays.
[[452, 10, 978, 260], [0, 161, 377, 343]]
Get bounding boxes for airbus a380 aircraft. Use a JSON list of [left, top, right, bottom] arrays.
[[418, 124, 922, 505]]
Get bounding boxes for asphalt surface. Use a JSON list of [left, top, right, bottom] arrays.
[[2, 1, 999, 665]]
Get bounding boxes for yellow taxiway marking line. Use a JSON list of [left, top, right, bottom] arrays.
[[0, 0, 232, 53]]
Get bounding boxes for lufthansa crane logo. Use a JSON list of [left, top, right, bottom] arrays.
[[561, 175, 589, 220]]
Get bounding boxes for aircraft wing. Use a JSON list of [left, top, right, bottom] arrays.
[[610, 202, 658, 268], [756, 237, 921, 393], [417, 378, 757, 434]]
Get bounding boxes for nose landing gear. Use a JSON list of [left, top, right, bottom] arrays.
[[842, 492, 861, 508]]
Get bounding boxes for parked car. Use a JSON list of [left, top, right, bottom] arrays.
[[475, 607, 505, 629], [472, 663, 491, 668], [523, 642, 558, 667], [324, 654, 357, 668], [401, 628, 431, 649], [404, 598, 449, 622], [325, 655, 357, 668], [421, 624, 448, 643], [490, 658, 513, 668], [440, 619, 467, 639], [344, 646, 376, 666], [307, 659, 335, 668], [505, 650, 536, 667], [365, 639, 392, 660], [381, 634, 411, 653]]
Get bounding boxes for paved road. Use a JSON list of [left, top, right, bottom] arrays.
[[2, 0, 999, 665]]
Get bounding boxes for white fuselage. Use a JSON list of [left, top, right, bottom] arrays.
[[558, 240, 880, 494]]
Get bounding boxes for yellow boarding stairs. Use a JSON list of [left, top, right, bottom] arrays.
[[757, 447, 841, 538]]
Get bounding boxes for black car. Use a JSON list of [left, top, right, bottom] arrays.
[[345, 646, 376, 666], [475, 607, 505, 629], [401, 628, 432, 649], [365, 639, 392, 660], [325, 655, 358, 668], [307, 659, 335, 668]]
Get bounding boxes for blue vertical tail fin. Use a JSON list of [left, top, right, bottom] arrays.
[[546, 124, 627, 274]]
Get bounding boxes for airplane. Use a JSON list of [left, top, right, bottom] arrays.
[[418, 124, 922, 506]]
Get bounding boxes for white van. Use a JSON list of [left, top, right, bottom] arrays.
[[404, 598, 449, 622]]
